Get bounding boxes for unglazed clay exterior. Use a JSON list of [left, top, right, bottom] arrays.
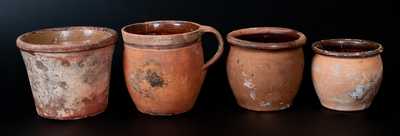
[[227, 27, 306, 111], [312, 39, 383, 111], [122, 20, 223, 115], [17, 27, 117, 120]]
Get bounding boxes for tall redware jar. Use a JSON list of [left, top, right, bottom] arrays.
[[17, 27, 117, 120], [121, 20, 224, 115], [226, 27, 306, 111], [312, 39, 383, 111]]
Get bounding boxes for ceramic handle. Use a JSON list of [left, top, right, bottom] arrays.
[[199, 25, 224, 70]]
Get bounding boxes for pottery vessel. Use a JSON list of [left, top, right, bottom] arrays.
[[312, 39, 383, 111], [227, 27, 306, 111], [122, 20, 224, 115], [17, 26, 117, 120]]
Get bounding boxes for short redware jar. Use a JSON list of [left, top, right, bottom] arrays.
[[312, 39, 383, 111], [227, 27, 306, 111]]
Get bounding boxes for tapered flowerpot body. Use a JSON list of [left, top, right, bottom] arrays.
[[227, 27, 306, 111], [17, 27, 117, 120], [312, 39, 383, 111], [122, 21, 224, 115]]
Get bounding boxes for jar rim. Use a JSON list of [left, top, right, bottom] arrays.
[[227, 27, 306, 50], [312, 39, 383, 57]]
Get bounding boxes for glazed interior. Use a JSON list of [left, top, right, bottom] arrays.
[[236, 32, 300, 43], [227, 27, 306, 50], [123, 21, 200, 35], [313, 39, 383, 57], [20, 27, 114, 45]]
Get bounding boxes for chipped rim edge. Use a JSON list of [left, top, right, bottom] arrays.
[[226, 27, 307, 50], [16, 26, 117, 53], [312, 38, 384, 58]]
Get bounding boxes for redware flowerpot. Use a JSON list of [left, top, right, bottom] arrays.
[[226, 27, 306, 111], [312, 39, 383, 111], [122, 20, 224, 115], [17, 26, 117, 120]]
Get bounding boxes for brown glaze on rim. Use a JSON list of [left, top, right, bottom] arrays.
[[312, 39, 383, 57], [227, 27, 306, 50], [121, 20, 203, 49], [16, 26, 117, 53]]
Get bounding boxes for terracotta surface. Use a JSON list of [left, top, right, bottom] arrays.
[[227, 27, 306, 111], [122, 20, 223, 115], [312, 39, 383, 111], [17, 26, 117, 120]]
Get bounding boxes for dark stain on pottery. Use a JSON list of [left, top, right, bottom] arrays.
[[78, 60, 85, 67], [128, 61, 166, 99], [82, 71, 102, 85], [145, 70, 165, 87], [89, 59, 98, 67], [138, 90, 152, 98], [40, 96, 69, 116], [35, 61, 48, 71], [58, 81, 68, 90], [82, 73, 94, 84], [81, 97, 92, 105], [61, 60, 70, 67], [81, 58, 105, 85]]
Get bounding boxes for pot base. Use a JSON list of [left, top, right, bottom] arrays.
[[237, 102, 292, 111], [320, 102, 371, 111], [137, 107, 191, 116], [36, 108, 106, 120]]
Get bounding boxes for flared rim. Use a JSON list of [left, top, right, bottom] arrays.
[[227, 27, 306, 50], [312, 39, 383, 57], [16, 26, 117, 53]]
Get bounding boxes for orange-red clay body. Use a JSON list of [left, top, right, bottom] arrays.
[[122, 21, 223, 115]]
